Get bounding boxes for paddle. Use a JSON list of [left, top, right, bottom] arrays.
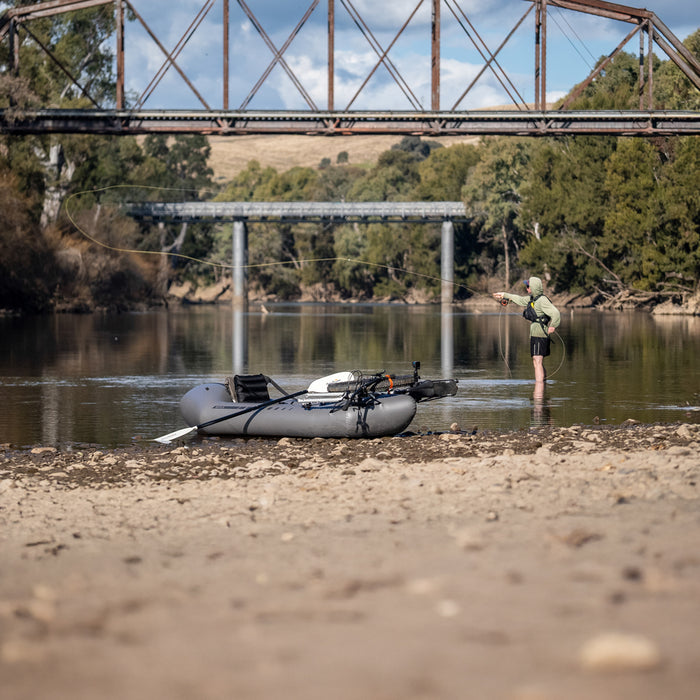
[[154, 389, 308, 444]]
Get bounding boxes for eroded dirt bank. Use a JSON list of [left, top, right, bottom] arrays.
[[2, 422, 700, 700]]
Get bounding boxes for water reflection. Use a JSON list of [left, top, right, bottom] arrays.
[[531, 382, 552, 427], [441, 307, 453, 377], [232, 307, 246, 375], [1, 305, 699, 448]]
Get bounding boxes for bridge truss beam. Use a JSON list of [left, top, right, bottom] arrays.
[[1, 0, 699, 136], [4, 109, 700, 137]]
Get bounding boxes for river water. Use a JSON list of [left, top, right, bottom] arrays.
[[1, 304, 699, 448]]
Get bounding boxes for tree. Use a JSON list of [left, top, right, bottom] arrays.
[[416, 143, 481, 201], [0, 168, 53, 312], [641, 136, 700, 296], [348, 149, 420, 202], [311, 163, 365, 202], [654, 29, 700, 110], [141, 134, 214, 196], [602, 139, 664, 291], [216, 160, 278, 202], [566, 51, 644, 110], [462, 138, 532, 289], [391, 136, 442, 161], [518, 136, 617, 293], [0, 7, 118, 227]]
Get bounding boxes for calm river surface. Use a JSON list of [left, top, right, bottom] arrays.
[[1, 304, 699, 448]]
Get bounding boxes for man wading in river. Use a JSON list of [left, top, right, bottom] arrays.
[[493, 277, 561, 383]]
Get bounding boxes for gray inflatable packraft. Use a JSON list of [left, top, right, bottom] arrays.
[[180, 382, 418, 439]]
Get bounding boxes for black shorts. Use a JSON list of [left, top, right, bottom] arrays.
[[530, 336, 551, 357]]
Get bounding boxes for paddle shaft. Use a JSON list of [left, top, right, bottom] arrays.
[[196, 388, 309, 431]]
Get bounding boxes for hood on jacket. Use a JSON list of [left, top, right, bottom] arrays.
[[527, 276, 544, 297]]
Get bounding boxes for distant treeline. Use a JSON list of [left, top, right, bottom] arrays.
[[1, 8, 699, 312]]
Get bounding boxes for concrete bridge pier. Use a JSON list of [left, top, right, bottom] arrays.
[[232, 220, 248, 375], [232, 220, 248, 311], [441, 219, 454, 305]]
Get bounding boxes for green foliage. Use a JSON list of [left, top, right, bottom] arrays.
[[517, 47, 700, 298], [332, 223, 373, 297], [0, 7, 116, 107], [654, 30, 700, 110], [567, 52, 643, 110], [602, 139, 663, 289], [643, 136, 700, 294], [254, 166, 318, 202], [391, 136, 442, 161], [141, 134, 214, 195], [462, 138, 533, 287], [416, 143, 481, 201], [0, 169, 53, 312], [311, 163, 366, 202], [215, 160, 277, 201], [348, 150, 420, 202], [518, 136, 617, 292]]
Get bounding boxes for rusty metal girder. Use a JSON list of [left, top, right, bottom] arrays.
[[237, 0, 320, 110], [3, 108, 700, 136], [1, 0, 698, 137]]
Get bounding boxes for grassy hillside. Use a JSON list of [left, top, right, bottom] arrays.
[[207, 133, 480, 182]]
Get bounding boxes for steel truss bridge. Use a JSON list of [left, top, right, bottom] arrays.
[[2, 0, 700, 137]]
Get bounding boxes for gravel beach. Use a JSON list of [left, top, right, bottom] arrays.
[[2, 422, 700, 700]]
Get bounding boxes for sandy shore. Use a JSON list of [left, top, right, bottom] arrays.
[[2, 422, 700, 700]]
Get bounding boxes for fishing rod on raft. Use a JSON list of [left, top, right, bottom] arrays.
[[64, 185, 566, 378]]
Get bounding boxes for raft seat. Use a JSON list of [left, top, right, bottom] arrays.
[[224, 374, 272, 403]]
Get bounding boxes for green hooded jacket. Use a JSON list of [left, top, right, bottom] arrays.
[[502, 276, 561, 338]]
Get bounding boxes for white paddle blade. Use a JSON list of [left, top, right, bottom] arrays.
[[307, 371, 354, 393], [153, 425, 198, 444]]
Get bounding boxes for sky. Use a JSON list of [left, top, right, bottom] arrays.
[[4, 0, 699, 110]]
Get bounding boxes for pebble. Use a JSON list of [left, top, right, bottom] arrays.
[[579, 632, 661, 671], [435, 599, 460, 618], [405, 577, 442, 595], [452, 527, 485, 551], [30, 447, 57, 455], [357, 457, 383, 472], [1, 639, 46, 663], [675, 424, 694, 439]]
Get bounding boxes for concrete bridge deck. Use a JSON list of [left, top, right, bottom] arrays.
[[124, 200, 465, 306]]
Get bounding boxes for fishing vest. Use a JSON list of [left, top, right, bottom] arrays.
[[523, 294, 551, 328]]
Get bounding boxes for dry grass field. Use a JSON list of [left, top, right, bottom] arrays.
[[207, 133, 481, 182]]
